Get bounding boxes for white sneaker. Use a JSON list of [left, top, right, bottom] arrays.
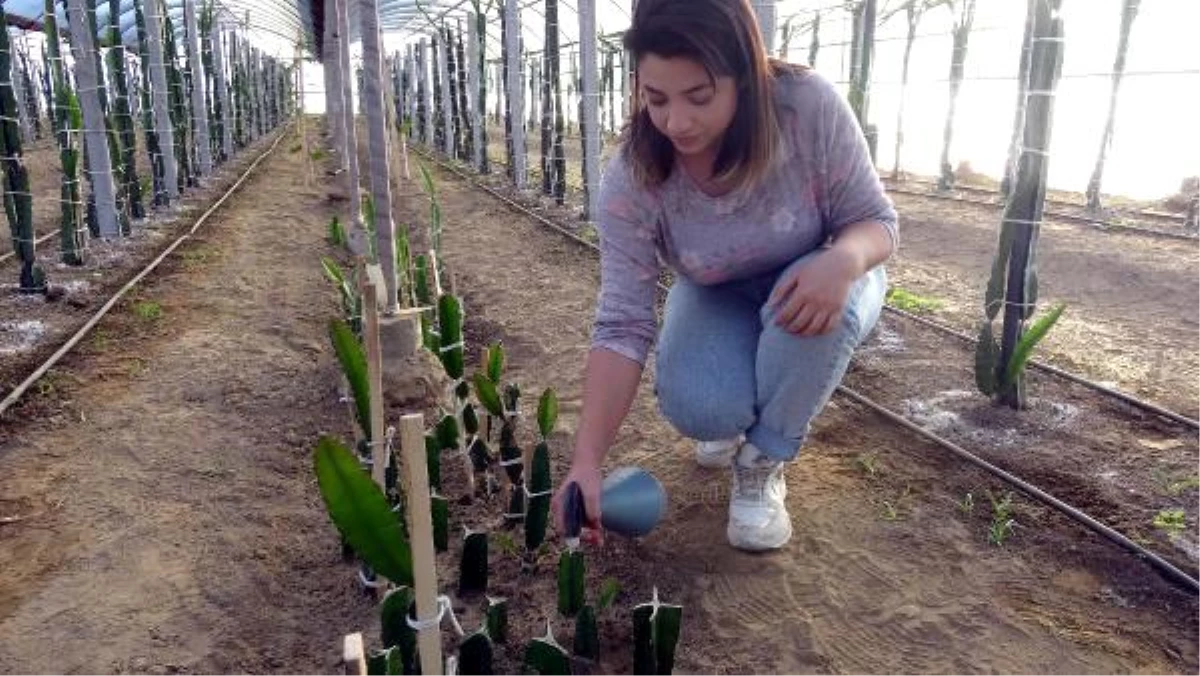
[[695, 436, 743, 469], [727, 443, 792, 551]]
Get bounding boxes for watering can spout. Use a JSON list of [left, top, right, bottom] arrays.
[[600, 466, 666, 538]]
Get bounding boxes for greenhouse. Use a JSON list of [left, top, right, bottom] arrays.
[[0, 0, 1197, 673]]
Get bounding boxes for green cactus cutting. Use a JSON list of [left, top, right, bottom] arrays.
[[633, 588, 683, 675], [459, 528, 488, 594], [524, 620, 570, 675]]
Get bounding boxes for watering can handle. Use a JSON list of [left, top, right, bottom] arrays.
[[563, 481, 587, 541]]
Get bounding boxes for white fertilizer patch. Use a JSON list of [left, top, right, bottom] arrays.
[[10, 290, 45, 305], [863, 324, 905, 354], [903, 390, 1078, 450], [0, 319, 46, 354], [902, 390, 1025, 448], [902, 391, 972, 432], [57, 279, 91, 294], [1042, 400, 1080, 427]]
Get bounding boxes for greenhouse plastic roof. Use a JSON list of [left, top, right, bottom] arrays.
[[1, 0, 474, 57], [4, 0, 650, 62]]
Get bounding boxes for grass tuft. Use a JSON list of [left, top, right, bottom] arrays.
[[133, 301, 163, 321], [886, 286, 944, 314]]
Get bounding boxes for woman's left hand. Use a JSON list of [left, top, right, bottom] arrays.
[[767, 247, 860, 336]]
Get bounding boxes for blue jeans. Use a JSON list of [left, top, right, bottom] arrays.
[[654, 250, 887, 462]]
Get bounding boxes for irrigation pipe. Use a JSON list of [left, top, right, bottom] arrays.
[[884, 184, 1197, 242], [888, 177, 1188, 225], [883, 305, 1200, 429], [0, 125, 289, 418], [836, 386, 1199, 593], [0, 230, 56, 265], [418, 148, 1200, 594]]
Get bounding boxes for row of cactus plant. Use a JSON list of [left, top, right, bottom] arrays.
[[198, 0, 225, 164], [0, 3, 42, 292], [42, 0, 85, 267], [316, 258, 681, 675], [132, 0, 168, 207], [107, 0, 145, 220], [2, 0, 291, 293], [316, 367, 681, 675], [318, 371, 682, 674], [163, 13, 195, 190]]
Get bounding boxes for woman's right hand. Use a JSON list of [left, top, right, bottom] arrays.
[[552, 460, 604, 546]]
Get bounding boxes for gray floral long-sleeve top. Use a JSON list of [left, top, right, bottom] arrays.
[[592, 69, 898, 365]]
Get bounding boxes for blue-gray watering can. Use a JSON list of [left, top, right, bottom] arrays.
[[563, 466, 666, 541]]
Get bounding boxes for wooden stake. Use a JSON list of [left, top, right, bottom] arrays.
[[428, 249, 444, 297], [400, 413, 444, 675], [363, 281, 387, 489], [342, 632, 367, 675]]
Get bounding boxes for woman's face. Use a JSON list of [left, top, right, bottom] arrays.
[[638, 54, 738, 159]]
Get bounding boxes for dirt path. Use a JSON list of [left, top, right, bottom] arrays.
[[411, 164, 1197, 674], [0, 132, 372, 672]]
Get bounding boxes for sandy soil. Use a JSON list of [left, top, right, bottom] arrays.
[[0, 126, 376, 673], [0, 121, 1194, 674]]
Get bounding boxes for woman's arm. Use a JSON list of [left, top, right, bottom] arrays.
[[552, 156, 660, 540], [552, 348, 644, 539], [829, 218, 895, 278], [572, 348, 645, 471]]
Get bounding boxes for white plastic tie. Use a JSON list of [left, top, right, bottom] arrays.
[[357, 567, 383, 589], [405, 595, 465, 636], [985, 298, 1037, 312], [438, 339, 464, 353], [524, 485, 551, 499]]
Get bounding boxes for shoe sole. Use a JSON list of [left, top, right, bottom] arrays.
[[727, 519, 793, 551]]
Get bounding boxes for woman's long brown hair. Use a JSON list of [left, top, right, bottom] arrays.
[[621, 0, 804, 190]]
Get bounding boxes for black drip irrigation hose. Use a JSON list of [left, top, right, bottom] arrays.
[[836, 386, 1200, 593], [890, 177, 1189, 225], [417, 148, 1200, 595], [884, 183, 1198, 242], [0, 230, 55, 265], [0, 125, 291, 417]]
